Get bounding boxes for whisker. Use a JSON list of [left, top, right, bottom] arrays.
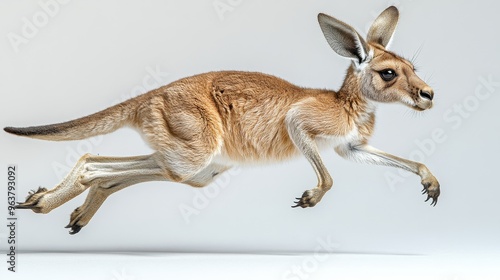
[[410, 109, 418, 119], [403, 108, 414, 118], [424, 72, 435, 84], [403, 107, 426, 119], [411, 43, 425, 66]]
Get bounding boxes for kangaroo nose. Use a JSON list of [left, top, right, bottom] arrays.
[[419, 89, 434, 101]]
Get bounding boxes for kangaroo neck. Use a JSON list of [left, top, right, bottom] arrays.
[[337, 65, 377, 119]]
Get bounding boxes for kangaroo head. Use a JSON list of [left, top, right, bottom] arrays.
[[318, 6, 434, 111]]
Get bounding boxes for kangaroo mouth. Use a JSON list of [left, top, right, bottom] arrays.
[[412, 105, 426, 111], [411, 97, 433, 111], [405, 102, 432, 111], [417, 101, 433, 111]]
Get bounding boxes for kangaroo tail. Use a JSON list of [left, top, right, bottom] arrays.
[[4, 99, 139, 141]]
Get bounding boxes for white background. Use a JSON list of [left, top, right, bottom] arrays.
[[1, 0, 500, 261]]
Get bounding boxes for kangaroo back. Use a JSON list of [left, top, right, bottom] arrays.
[[4, 97, 140, 141]]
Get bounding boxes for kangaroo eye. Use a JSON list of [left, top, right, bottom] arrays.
[[379, 69, 397, 81]]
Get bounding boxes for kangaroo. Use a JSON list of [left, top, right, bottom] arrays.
[[5, 6, 439, 235]]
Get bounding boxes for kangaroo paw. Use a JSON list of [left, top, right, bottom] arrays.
[[291, 188, 324, 208], [15, 187, 48, 213], [64, 223, 83, 235], [65, 207, 87, 235], [421, 177, 440, 207]]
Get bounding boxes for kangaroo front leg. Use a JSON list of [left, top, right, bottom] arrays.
[[336, 144, 440, 206], [286, 116, 333, 208]]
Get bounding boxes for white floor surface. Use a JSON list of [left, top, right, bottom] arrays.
[[1, 252, 499, 280]]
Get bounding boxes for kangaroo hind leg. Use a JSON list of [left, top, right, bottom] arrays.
[[62, 153, 169, 234], [16, 153, 169, 234], [63, 143, 225, 234], [66, 161, 231, 234]]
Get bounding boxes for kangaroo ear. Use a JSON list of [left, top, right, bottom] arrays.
[[367, 6, 399, 48], [318, 13, 370, 65]]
